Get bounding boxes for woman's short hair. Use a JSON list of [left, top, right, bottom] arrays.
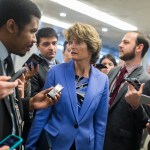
[[64, 22, 102, 64]]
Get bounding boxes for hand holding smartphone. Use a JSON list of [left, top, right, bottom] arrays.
[[124, 77, 141, 90], [23, 54, 43, 70], [0, 134, 23, 150], [47, 84, 64, 99], [9, 67, 26, 82]]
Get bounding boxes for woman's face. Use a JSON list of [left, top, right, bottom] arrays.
[[69, 38, 92, 63], [101, 58, 115, 74]]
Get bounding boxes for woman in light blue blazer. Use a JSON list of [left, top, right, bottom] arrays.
[[25, 22, 109, 150]]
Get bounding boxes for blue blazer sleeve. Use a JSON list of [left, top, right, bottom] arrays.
[[25, 67, 55, 150], [94, 77, 109, 150]]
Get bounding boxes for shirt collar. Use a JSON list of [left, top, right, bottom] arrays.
[[0, 41, 9, 61], [124, 63, 141, 74], [38, 53, 56, 66]]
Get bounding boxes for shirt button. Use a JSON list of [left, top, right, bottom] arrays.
[[74, 124, 78, 128]]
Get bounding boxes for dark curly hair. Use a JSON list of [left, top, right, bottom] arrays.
[[0, 0, 41, 30]]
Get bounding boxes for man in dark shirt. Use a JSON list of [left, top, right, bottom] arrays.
[[104, 31, 150, 150], [31, 27, 59, 97], [0, 0, 60, 146], [23, 27, 60, 142]]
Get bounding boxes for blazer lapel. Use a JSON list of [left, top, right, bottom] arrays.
[[65, 61, 78, 123], [127, 66, 143, 78], [109, 84, 127, 110], [79, 66, 98, 122], [108, 67, 121, 88]]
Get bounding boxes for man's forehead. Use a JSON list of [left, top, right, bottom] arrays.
[[40, 37, 58, 41], [122, 32, 138, 41], [30, 16, 39, 26], [24, 16, 39, 31]]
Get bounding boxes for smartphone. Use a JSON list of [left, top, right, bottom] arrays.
[[23, 54, 43, 70], [0, 134, 23, 150], [9, 67, 26, 82], [47, 84, 64, 99], [124, 77, 141, 90], [140, 94, 150, 105]]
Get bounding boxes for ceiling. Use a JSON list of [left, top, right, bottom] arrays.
[[31, 0, 150, 58]]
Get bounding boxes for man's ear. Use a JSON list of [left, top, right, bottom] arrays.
[[136, 44, 144, 53], [6, 19, 18, 34]]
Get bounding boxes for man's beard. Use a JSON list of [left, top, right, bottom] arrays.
[[14, 50, 30, 57], [119, 46, 136, 61], [18, 54, 26, 57]]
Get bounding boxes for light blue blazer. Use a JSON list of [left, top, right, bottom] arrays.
[[25, 60, 109, 150]]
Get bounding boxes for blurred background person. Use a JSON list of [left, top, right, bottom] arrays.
[[23, 27, 59, 143], [31, 27, 59, 97], [26, 22, 109, 150], [62, 41, 72, 62], [99, 54, 117, 74]]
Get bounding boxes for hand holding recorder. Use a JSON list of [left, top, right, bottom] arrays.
[[0, 76, 18, 100], [29, 84, 63, 110], [0, 67, 26, 100], [9, 67, 63, 110]]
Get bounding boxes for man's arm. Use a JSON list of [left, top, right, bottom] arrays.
[[125, 82, 148, 128], [22, 87, 60, 121]]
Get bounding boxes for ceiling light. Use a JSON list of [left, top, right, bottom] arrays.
[[50, 0, 137, 31], [60, 12, 66, 17], [102, 28, 108, 32], [41, 16, 72, 29]]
